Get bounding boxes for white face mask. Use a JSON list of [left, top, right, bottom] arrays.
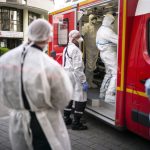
[[91, 19, 97, 25], [76, 37, 83, 43]]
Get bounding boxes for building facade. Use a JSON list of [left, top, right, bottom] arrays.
[[0, 0, 53, 53]]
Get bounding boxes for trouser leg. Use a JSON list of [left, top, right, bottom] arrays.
[[64, 100, 73, 125], [104, 57, 117, 103], [100, 49, 117, 102], [72, 101, 88, 130], [105, 74, 116, 102], [99, 73, 111, 100], [85, 70, 97, 88]]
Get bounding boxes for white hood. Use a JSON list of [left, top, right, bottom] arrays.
[[102, 14, 115, 29]]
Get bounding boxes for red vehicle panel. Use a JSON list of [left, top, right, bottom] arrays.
[[126, 14, 150, 140], [49, 9, 76, 64], [49, 0, 150, 140]]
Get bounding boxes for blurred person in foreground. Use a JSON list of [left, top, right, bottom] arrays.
[[63, 30, 88, 130], [0, 19, 73, 150]]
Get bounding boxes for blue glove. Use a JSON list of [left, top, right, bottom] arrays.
[[145, 79, 150, 99], [82, 82, 89, 92]]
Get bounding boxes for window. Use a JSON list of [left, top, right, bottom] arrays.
[[0, 9, 1, 30], [6, 0, 26, 4], [147, 19, 150, 56], [58, 18, 69, 46], [1, 8, 10, 31], [28, 12, 40, 24], [0, 7, 23, 32]]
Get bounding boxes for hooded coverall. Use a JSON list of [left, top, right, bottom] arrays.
[[82, 14, 99, 88], [96, 14, 118, 102], [63, 41, 87, 130]]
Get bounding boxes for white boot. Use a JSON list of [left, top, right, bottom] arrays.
[[105, 92, 116, 103], [99, 91, 105, 100]]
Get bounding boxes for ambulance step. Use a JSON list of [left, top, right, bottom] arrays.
[[85, 104, 115, 126]]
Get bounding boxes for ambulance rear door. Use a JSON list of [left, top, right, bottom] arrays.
[[126, 1, 150, 140], [51, 8, 77, 64]]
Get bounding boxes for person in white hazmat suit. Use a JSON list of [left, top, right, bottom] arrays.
[[0, 19, 73, 150], [96, 14, 118, 103], [62, 30, 88, 130], [82, 14, 99, 88]]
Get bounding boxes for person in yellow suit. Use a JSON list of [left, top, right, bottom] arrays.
[[82, 14, 99, 88]]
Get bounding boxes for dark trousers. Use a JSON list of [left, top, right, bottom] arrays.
[[64, 100, 86, 122]]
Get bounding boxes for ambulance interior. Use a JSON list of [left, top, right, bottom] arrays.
[[79, 1, 118, 124]]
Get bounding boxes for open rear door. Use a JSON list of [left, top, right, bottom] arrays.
[[126, 13, 150, 140], [134, 14, 150, 140], [51, 8, 77, 64]]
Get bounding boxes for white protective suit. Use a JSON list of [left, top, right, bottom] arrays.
[[82, 14, 99, 88], [96, 14, 118, 102], [63, 30, 88, 131], [0, 43, 73, 150], [63, 42, 87, 102]]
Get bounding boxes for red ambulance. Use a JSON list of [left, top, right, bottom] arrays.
[[49, 0, 150, 140]]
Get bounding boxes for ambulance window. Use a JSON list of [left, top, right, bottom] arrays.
[[58, 18, 69, 46], [148, 19, 150, 55]]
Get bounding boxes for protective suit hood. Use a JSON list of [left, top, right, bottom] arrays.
[[28, 19, 52, 42], [89, 14, 97, 25], [69, 30, 83, 43], [102, 14, 115, 29]]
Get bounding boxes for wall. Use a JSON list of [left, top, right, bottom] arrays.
[[27, 0, 54, 12]]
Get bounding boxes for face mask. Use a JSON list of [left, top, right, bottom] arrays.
[[91, 19, 97, 25], [76, 37, 83, 43]]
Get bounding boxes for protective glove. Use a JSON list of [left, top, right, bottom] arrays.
[[82, 82, 89, 92], [145, 79, 150, 99]]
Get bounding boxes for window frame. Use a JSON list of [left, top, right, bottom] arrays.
[[58, 18, 69, 46], [147, 19, 150, 56], [28, 11, 40, 25], [0, 7, 23, 32]]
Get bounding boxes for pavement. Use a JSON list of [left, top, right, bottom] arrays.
[[0, 113, 150, 150]]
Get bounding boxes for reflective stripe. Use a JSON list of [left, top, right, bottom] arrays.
[[64, 108, 72, 111], [96, 40, 113, 46], [74, 110, 83, 114]]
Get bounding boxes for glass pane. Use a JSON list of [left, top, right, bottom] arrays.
[[58, 19, 69, 46], [28, 12, 40, 24], [0, 20, 1, 30], [17, 10, 23, 31], [10, 10, 17, 31], [0, 8, 1, 30], [0, 7, 22, 31], [22, 0, 26, 4], [1, 8, 10, 31]]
